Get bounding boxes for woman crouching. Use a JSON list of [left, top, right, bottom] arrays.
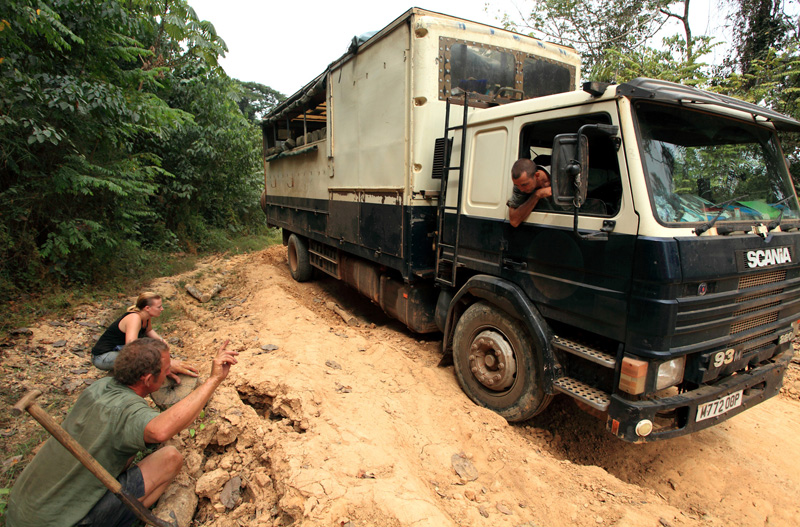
[[91, 292, 198, 382]]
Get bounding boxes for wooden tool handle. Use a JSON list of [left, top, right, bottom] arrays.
[[11, 389, 43, 416]]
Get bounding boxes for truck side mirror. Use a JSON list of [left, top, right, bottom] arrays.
[[551, 133, 589, 207], [551, 124, 619, 207]]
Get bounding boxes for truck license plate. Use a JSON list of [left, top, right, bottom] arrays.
[[696, 390, 743, 422]]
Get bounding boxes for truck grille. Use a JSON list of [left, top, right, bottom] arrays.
[[728, 269, 786, 335], [674, 268, 800, 354], [731, 329, 773, 349], [738, 269, 786, 289], [730, 312, 779, 334], [733, 298, 781, 317]]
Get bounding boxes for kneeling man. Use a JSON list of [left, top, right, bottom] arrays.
[[7, 338, 238, 527]]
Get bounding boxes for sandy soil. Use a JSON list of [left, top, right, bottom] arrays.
[[3, 246, 800, 527]]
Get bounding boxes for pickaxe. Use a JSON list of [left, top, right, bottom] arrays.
[[12, 389, 178, 527]]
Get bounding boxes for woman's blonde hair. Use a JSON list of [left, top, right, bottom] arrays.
[[127, 292, 161, 313]]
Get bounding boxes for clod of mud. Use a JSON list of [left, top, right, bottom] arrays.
[[235, 378, 315, 433], [220, 475, 242, 509], [185, 283, 223, 303], [153, 471, 198, 527], [451, 453, 479, 482]]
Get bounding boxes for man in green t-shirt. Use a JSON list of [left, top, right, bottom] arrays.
[[6, 337, 238, 527]]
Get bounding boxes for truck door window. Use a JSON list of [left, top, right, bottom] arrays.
[[520, 114, 622, 216]]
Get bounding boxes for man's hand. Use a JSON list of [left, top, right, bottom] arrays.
[[534, 186, 553, 199], [210, 340, 238, 384], [167, 358, 200, 385]]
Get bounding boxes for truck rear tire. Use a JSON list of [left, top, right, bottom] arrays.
[[452, 301, 551, 422], [287, 234, 313, 282]]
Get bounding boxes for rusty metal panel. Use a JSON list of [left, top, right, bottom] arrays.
[[328, 190, 360, 244], [360, 201, 403, 257]]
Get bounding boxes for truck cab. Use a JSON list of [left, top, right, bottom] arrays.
[[439, 78, 800, 441]]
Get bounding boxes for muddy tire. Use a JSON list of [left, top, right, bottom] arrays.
[[452, 301, 551, 422], [287, 234, 312, 282]]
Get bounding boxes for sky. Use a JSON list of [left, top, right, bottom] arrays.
[[187, 0, 732, 97]]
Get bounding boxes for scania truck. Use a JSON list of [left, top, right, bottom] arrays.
[[259, 8, 800, 442]]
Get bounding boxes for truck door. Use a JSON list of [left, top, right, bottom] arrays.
[[465, 103, 638, 342]]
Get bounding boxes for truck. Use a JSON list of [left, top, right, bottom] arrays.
[[259, 8, 800, 442]]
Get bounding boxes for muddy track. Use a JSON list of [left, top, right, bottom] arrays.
[[2, 247, 800, 527]]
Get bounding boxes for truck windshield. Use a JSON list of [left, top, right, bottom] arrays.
[[635, 101, 800, 225]]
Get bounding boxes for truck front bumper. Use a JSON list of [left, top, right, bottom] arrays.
[[606, 347, 792, 442]]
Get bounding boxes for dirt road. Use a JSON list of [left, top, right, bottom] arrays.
[[3, 246, 800, 527]]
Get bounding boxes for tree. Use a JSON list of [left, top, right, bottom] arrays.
[[501, 0, 713, 84], [1, 0, 189, 285], [728, 0, 796, 75], [0, 0, 270, 293], [238, 82, 285, 123], [711, 2, 800, 180], [149, 65, 265, 243], [502, 0, 672, 78]]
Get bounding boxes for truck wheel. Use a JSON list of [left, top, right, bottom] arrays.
[[287, 234, 312, 282], [452, 301, 551, 422]]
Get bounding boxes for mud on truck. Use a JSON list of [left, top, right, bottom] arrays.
[[259, 8, 800, 442]]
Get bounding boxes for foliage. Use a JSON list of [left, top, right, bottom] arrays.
[[712, 42, 800, 181], [500, 0, 713, 83], [147, 63, 265, 245], [238, 82, 285, 123], [0, 0, 278, 296], [593, 34, 715, 84], [727, 0, 797, 75], [0, 487, 8, 517], [501, 0, 675, 79]]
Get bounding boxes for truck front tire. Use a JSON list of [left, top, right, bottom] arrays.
[[453, 301, 551, 422], [287, 234, 313, 282]]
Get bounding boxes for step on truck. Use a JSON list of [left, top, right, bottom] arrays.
[[259, 8, 800, 442]]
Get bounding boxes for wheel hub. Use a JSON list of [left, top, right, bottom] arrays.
[[468, 330, 517, 391]]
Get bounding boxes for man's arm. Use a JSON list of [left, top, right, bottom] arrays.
[[509, 187, 552, 227], [144, 341, 238, 443]]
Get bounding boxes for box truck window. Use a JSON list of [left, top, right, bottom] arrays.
[[447, 43, 515, 98], [439, 37, 577, 103], [522, 57, 573, 97]]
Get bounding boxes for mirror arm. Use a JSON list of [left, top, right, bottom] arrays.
[[572, 208, 611, 241]]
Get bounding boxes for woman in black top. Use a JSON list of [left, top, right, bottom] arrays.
[[92, 292, 198, 381]]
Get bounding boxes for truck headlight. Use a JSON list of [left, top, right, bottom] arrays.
[[656, 356, 685, 391]]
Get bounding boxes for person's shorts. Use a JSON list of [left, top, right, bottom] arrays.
[[91, 345, 124, 371], [74, 465, 145, 527]]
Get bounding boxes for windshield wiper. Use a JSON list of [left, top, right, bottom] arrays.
[[767, 196, 794, 232], [694, 195, 746, 236]]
